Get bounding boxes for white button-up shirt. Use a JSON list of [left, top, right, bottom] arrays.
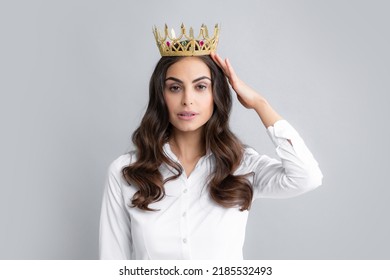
[[99, 120, 323, 259]]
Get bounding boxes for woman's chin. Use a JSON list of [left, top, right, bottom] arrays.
[[171, 124, 205, 134]]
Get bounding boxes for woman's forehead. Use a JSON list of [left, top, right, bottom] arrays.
[[166, 57, 211, 80]]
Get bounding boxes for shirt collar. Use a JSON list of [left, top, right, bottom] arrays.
[[163, 142, 213, 162]]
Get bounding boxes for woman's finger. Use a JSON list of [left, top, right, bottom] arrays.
[[211, 52, 229, 77], [210, 52, 222, 68], [225, 58, 238, 83], [213, 53, 227, 72]]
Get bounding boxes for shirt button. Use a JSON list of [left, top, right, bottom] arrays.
[[183, 238, 187, 244], [183, 188, 188, 194]]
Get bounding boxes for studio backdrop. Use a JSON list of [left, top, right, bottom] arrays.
[[0, 0, 389, 259]]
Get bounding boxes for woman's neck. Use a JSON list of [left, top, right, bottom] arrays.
[[169, 128, 206, 162]]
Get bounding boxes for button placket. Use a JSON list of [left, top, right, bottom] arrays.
[[180, 176, 190, 258]]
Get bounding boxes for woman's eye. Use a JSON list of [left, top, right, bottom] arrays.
[[196, 84, 208, 91], [169, 85, 181, 92]]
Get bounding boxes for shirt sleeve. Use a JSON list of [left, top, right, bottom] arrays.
[[99, 159, 133, 259], [241, 119, 323, 199]]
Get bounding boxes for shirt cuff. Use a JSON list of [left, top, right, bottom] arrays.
[[266, 120, 298, 145], [266, 119, 317, 165]]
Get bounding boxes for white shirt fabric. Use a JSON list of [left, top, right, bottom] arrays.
[[99, 120, 323, 259]]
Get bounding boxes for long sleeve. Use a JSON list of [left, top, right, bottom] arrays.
[[99, 159, 133, 259], [240, 119, 323, 199]]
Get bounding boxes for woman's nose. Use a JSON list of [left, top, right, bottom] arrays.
[[181, 89, 193, 106]]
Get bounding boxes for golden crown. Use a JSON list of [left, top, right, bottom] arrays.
[[153, 24, 219, 56]]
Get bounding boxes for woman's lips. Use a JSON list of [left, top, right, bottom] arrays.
[[177, 111, 198, 120]]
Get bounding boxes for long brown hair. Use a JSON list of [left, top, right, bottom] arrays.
[[122, 55, 253, 211]]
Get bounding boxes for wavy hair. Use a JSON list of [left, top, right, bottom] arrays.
[[122, 55, 253, 211]]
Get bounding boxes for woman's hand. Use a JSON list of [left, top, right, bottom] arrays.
[[210, 52, 283, 127], [210, 52, 263, 109]]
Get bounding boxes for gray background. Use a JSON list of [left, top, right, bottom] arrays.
[[1, 0, 389, 259]]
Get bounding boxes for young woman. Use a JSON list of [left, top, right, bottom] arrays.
[[99, 27, 323, 259]]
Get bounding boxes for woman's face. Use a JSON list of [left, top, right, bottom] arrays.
[[164, 57, 214, 134]]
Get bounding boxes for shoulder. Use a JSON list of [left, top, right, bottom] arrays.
[[107, 151, 136, 178], [237, 146, 269, 170], [243, 146, 259, 157], [235, 145, 279, 174], [242, 145, 269, 163]]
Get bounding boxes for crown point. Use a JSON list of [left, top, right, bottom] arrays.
[[153, 23, 220, 56], [181, 24, 186, 35], [170, 28, 176, 39]]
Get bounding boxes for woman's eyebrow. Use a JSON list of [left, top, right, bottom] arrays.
[[192, 76, 212, 83], [165, 77, 183, 83], [164, 76, 212, 83]]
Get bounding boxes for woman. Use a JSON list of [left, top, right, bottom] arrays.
[[99, 26, 323, 259]]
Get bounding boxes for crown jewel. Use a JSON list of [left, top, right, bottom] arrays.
[[153, 24, 219, 57]]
